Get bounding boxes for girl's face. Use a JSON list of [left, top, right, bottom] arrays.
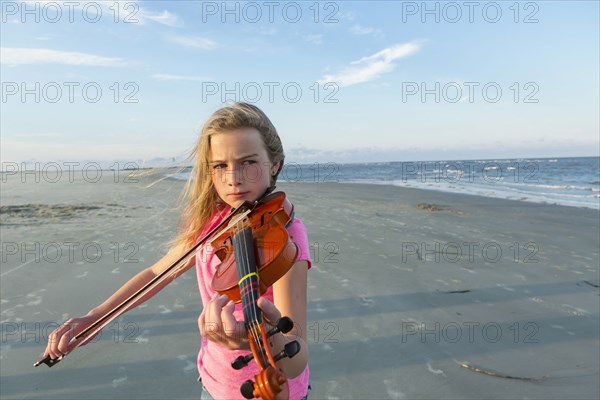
[[209, 128, 280, 208]]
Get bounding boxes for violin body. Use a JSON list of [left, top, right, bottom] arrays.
[[210, 191, 298, 303]]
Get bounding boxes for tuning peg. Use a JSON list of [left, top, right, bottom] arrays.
[[267, 316, 294, 337], [241, 379, 255, 399], [232, 353, 254, 370], [273, 340, 300, 362]]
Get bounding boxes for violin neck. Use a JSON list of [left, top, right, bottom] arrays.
[[232, 227, 262, 329]]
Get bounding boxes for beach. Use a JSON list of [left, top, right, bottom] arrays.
[[1, 171, 598, 399]]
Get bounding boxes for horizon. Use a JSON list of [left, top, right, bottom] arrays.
[[2, 154, 598, 173]]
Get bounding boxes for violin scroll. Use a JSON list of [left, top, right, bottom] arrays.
[[239, 340, 301, 400]]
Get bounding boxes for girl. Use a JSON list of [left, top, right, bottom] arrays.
[[42, 103, 312, 400]]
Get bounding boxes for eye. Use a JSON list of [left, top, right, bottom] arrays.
[[213, 163, 227, 170], [242, 159, 256, 166]]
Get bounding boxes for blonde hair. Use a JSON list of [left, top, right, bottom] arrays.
[[172, 102, 285, 249]]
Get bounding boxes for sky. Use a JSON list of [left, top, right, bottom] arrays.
[[1, 0, 599, 165]]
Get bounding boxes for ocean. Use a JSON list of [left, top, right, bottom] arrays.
[[167, 157, 599, 209]]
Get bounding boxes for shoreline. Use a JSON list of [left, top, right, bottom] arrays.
[[3, 156, 599, 210]]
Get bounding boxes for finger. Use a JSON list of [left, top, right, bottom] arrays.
[[48, 336, 63, 359], [204, 294, 228, 341], [257, 297, 281, 325], [221, 300, 245, 340], [220, 300, 236, 331], [207, 294, 228, 321], [47, 339, 60, 360], [42, 346, 51, 360], [49, 317, 80, 358], [47, 324, 69, 359], [203, 293, 220, 329], [57, 325, 75, 354]]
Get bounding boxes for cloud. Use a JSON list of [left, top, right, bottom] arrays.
[[138, 8, 180, 27], [167, 35, 217, 49], [350, 24, 382, 37], [302, 34, 323, 44], [152, 74, 212, 81], [20, 0, 181, 27], [111, 1, 181, 27], [0, 48, 128, 66], [318, 41, 423, 87]]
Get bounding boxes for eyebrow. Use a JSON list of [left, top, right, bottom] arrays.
[[209, 153, 259, 164]]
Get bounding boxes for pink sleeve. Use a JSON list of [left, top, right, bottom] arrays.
[[287, 217, 312, 269]]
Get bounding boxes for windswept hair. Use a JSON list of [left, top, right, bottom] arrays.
[[172, 102, 285, 249]]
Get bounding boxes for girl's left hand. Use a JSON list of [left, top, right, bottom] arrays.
[[198, 294, 282, 350], [198, 293, 247, 350]]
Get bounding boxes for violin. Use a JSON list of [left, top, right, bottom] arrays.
[[211, 191, 301, 399], [34, 188, 301, 400], [210, 190, 298, 302]]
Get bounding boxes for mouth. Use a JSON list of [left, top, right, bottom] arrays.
[[228, 191, 249, 198]]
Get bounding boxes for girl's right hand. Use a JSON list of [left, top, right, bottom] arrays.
[[43, 314, 100, 360]]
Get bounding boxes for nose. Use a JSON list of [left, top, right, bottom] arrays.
[[224, 165, 243, 186]]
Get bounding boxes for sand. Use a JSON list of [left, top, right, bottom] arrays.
[[1, 171, 598, 399]]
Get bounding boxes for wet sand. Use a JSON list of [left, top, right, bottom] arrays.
[[1, 171, 598, 399]]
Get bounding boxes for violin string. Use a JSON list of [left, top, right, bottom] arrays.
[[244, 220, 265, 366], [236, 216, 264, 365], [234, 220, 256, 358], [241, 217, 265, 365]]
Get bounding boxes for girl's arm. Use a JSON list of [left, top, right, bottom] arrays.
[[88, 243, 194, 317], [44, 243, 194, 360], [268, 259, 309, 379]]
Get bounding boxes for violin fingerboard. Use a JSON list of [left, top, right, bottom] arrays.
[[232, 228, 263, 329]]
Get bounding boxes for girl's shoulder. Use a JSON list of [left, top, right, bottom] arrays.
[[286, 217, 312, 268], [287, 216, 308, 234]]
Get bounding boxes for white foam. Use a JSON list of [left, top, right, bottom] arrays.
[[173, 298, 185, 309], [561, 304, 589, 316], [360, 296, 374, 306], [136, 329, 150, 343], [426, 362, 447, 377], [383, 379, 406, 399], [158, 305, 172, 314], [325, 380, 340, 400], [112, 376, 128, 388], [177, 355, 197, 373], [497, 284, 516, 292]]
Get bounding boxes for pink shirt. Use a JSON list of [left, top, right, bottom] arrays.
[[195, 205, 312, 400]]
